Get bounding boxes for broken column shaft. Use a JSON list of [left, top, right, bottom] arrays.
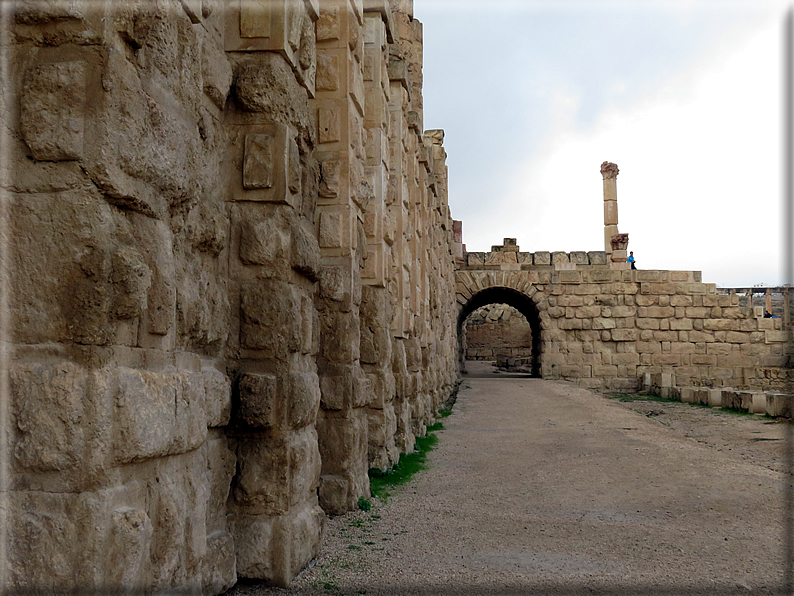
[[601, 161, 619, 254]]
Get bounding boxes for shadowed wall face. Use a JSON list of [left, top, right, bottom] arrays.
[[464, 304, 533, 360]]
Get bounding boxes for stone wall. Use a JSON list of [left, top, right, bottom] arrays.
[[5, 0, 457, 592], [457, 241, 793, 393], [463, 304, 533, 361]]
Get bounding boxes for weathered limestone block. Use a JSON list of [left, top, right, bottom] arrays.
[[319, 309, 361, 363], [10, 362, 111, 490], [319, 364, 368, 410], [113, 368, 206, 464], [366, 368, 397, 409], [368, 406, 399, 470], [534, 251, 551, 265], [232, 54, 314, 138], [148, 451, 210, 590], [204, 531, 237, 595], [205, 436, 237, 534], [289, 371, 323, 429], [238, 216, 291, 269], [175, 263, 230, 352], [200, 28, 233, 109], [229, 501, 324, 587], [8, 487, 150, 593], [766, 393, 792, 417], [21, 61, 86, 161], [227, 123, 302, 209], [10, 190, 116, 345], [240, 280, 302, 354], [203, 367, 232, 428], [291, 221, 322, 281], [238, 373, 278, 429], [232, 428, 321, 515], [317, 411, 369, 514], [110, 246, 152, 320]]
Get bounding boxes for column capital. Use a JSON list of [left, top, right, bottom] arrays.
[[600, 161, 619, 180]]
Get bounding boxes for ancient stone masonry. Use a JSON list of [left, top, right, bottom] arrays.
[[4, 0, 458, 592], [463, 304, 533, 361], [457, 240, 792, 393]]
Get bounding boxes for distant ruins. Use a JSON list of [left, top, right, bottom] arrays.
[[3, 1, 791, 594]]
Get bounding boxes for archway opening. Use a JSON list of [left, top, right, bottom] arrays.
[[457, 286, 542, 377]]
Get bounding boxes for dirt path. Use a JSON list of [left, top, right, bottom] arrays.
[[231, 378, 791, 596]]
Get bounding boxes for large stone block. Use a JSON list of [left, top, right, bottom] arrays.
[[113, 368, 206, 464], [229, 123, 300, 209], [232, 428, 320, 514], [205, 437, 237, 534], [230, 501, 324, 586], [240, 280, 303, 354], [8, 484, 153, 593], [319, 310, 360, 363], [766, 393, 792, 417], [288, 371, 322, 429], [12, 362, 100, 474], [317, 412, 368, 511], [291, 221, 322, 281], [203, 367, 232, 428], [239, 217, 291, 269], [203, 531, 237, 595], [368, 405, 399, 469], [319, 364, 367, 410], [238, 372, 278, 429], [201, 30, 233, 109], [21, 61, 86, 161]]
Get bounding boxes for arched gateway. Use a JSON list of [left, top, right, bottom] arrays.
[[457, 284, 544, 376]]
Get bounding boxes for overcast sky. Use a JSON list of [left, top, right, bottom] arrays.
[[416, 0, 787, 288]]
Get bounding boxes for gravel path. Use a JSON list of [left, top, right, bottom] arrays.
[[230, 376, 791, 596]]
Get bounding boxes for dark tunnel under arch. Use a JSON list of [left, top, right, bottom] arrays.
[[457, 286, 543, 377]]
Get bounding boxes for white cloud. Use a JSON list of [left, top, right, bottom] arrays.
[[471, 13, 783, 287]]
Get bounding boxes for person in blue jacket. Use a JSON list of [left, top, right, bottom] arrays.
[[627, 251, 636, 270]]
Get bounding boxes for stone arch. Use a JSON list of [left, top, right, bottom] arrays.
[[457, 286, 543, 377]]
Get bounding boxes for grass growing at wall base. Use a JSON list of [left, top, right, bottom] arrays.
[[368, 420, 445, 501]]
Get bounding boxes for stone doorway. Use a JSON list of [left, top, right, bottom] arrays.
[[457, 287, 542, 377]]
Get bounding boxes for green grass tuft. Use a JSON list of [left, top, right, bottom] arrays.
[[357, 496, 371, 511], [368, 420, 446, 500]]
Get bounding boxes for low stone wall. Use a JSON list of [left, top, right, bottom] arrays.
[[456, 242, 793, 393], [644, 373, 793, 417]]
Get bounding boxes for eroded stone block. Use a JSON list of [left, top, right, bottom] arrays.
[[239, 218, 290, 267], [238, 373, 278, 428], [243, 134, 275, 189], [203, 368, 232, 428], [240, 281, 302, 354], [289, 372, 321, 429], [233, 429, 320, 514], [21, 61, 86, 161]]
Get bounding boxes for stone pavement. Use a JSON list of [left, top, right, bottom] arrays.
[[241, 377, 789, 595]]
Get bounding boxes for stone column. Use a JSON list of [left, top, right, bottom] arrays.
[[601, 161, 619, 254], [361, 7, 400, 472], [225, 0, 324, 586], [313, 0, 371, 516]]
